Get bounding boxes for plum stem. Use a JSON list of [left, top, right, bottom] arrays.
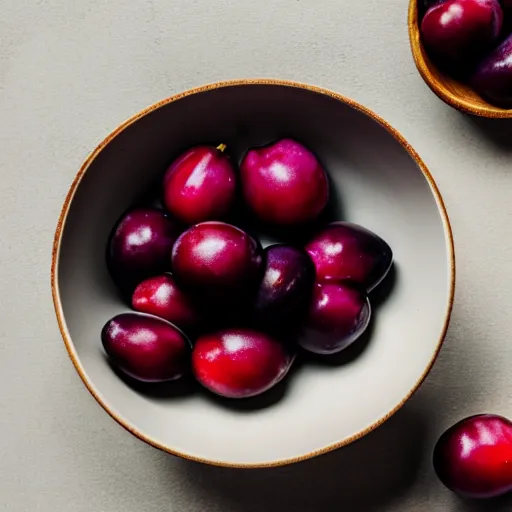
[[216, 143, 227, 152]]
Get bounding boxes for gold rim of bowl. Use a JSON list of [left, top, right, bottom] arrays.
[[51, 78, 456, 468]]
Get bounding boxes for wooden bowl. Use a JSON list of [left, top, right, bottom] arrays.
[[408, 0, 512, 118], [52, 79, 455, 467]]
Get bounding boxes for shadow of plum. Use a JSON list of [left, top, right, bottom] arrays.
[[105, 355, 199, 400], [465, 116, 512, 154]]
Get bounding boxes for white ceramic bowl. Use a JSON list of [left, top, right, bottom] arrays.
[[52, 79, 455, 468]]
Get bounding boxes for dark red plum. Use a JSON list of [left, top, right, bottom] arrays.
[[171, 221, 263, 306], [163, 144, 236, 225], [472, 34, 512, 107], [192, 328, 294, 398], [253, 245, 315, 330], [421, 0, 502, 72], [305, 222, 393, 292], [299, 282, 371, 355], [132, 274, 200, 331], [240, 138, 329, 226], [101, 312, 190, 382], [433, 414, 512, 498], [107, 208, 181, 295]]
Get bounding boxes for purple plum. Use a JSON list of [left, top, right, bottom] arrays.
[[305, 222, 393, 292], [163, 144, 237, 225], [240, 138, 329, 226], [192, 328, 295, 398], [299, 281, 371, 355], [101, 312, 190, 382], [472, 34, 512, 107], [253, 245, 315, 329], [107, 207, 181, 295]]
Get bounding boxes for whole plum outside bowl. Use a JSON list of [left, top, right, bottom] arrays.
[[51, 79, 455, 468]]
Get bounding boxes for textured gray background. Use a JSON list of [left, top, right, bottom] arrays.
[[1, 0, 512, 510]]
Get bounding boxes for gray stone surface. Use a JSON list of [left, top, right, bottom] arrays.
[[1, 0, 511, 510]]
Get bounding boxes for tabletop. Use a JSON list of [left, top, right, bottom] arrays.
[[2, 0, 512, 510]]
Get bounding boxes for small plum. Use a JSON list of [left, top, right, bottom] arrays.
[[299, 281, 371, 355], [192, 328, 294, 398], [171, 222, 262, 305], [163, 144, 236, 225], [472, 34, 512, 107], [253, 245, 315, 330], [433, 414, 512, 498], [240, 138, 329, 226], [101, 312, 190, 382], [421, 0, 503, 72], [107, 208, 181, 295], [305, 222, 393, 292], [132, 274, 200, 331]]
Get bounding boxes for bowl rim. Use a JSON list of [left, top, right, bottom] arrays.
[[408, 0, 512, 118], [51, 77, 456, 468]]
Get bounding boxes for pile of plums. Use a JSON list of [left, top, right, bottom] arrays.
[[420, 0, 512, 108], [101, 138, 393, 400]]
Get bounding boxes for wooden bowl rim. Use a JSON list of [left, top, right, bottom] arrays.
[[51, 78, 456, 468], [408, 0, 512, 118]]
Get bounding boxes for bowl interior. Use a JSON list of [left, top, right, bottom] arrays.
[[55, 82, 453, 466], [408, 0, 512, 118]]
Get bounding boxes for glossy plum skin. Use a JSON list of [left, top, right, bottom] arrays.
[[240, 139, 329, 226], [253, 245, 315, 329], [163, 145, 236, 225], [171, 222, 262, 304], [472, 35, 512, 107], [299, 282, 371, 355], [305, 222, 393, 292], [101, 313, 190, 382], [433, 414, 512, 499], [107, 208, 180, 295], [421, 0, 503, 71], [131, 274, 200, 331], [192, 328, 294, 398]]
